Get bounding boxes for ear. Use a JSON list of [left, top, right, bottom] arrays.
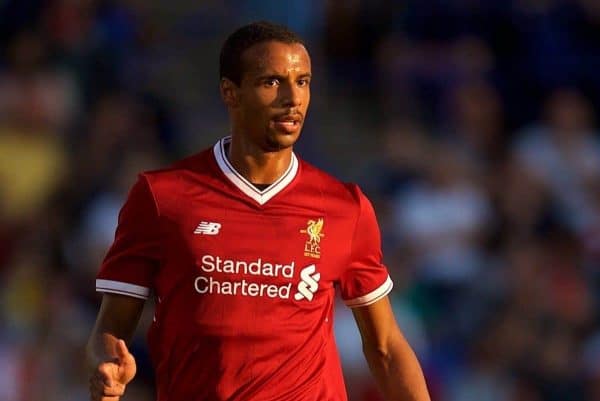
[[220, 78, 240, 108]]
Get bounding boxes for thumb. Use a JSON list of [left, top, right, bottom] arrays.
[[115, 339, 136, 383], [115, 339, 130, 361]]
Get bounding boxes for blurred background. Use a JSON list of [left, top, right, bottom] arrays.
[[1, 1, 600, 400]]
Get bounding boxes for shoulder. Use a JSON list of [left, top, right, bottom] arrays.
[[298, 158, 368, 210], [127, 148, 218, 216]]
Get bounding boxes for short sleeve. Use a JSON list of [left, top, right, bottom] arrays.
[[96, 175, 161, 299], [340, 185, 393, 308]]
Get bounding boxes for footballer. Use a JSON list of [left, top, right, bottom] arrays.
[[87, 21, 430, 401]]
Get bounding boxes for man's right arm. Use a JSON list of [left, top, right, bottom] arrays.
[[86, 294, 146, 401]]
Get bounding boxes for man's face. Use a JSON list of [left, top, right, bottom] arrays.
[[226, 41, 311, 151]]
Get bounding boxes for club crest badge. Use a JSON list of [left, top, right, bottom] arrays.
[[300, 218, 324, 259]]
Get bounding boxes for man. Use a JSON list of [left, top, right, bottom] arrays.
[[87, 21, 431, 401]]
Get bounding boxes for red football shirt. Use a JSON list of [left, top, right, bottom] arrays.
[[97, 137, 393, 401]]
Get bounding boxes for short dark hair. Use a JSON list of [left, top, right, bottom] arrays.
[[219, 21, 305, 85]]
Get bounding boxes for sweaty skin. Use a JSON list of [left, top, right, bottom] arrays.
[[220, 41, 311, 184]]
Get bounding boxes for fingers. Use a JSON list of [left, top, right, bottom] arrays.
[[89, 381, 131, 400], [90, 389, 121, 401], [97, 363, 115, 387], [90, 365, 127, 401], [89, 339, 136, 401]]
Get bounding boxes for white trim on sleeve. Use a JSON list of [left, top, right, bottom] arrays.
[[344, 275, 393, 308], [96, 279, 150, 300]]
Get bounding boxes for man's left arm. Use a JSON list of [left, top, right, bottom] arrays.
[[352, 296, 431, 401]]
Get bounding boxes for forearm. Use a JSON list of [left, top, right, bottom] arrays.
[[363, 332, 430, 401], [86, 294, 144, 370], [86, 331, 122, 371]]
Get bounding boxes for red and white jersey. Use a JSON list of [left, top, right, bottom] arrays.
[[97, 137, 393, 401]]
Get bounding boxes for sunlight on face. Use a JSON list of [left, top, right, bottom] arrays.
[[235, 41, 312, 151]]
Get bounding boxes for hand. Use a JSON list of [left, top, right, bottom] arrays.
[[89, 339, 137, 401]]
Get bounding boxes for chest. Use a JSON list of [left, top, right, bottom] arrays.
[[186, 201, 346, 276], [156, 193, 354, 304]]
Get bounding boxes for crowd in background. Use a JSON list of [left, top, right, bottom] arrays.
[[1, 1, 600, 400]]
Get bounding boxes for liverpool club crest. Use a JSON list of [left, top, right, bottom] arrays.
[[300, 218, 324, 259]]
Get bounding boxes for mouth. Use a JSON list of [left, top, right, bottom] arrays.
[[271, 113, 303, 133]]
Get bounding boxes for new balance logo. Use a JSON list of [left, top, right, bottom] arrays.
[[294, 264, 320, 301], [193, 221, 221, 235]]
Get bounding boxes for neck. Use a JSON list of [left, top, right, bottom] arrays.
[[227, 135, 293, 185]]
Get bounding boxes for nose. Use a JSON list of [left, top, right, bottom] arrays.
[[279, 81, 301, 108]]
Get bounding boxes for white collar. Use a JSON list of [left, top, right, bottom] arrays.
[[213, 136, 299, 205]]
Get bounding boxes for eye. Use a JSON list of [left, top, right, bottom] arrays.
[[297, 78, 310, 87], [264, 78, 279, 87]]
